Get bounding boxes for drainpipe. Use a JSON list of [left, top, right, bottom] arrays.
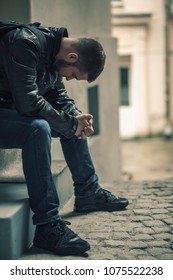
[[164, 0, 172, 137]]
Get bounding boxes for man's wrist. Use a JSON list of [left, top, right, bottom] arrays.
[[71, 117, 78, 134]]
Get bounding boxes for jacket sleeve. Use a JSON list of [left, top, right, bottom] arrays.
[[7, 36, 77, 138], [44, 76, 82, 117]]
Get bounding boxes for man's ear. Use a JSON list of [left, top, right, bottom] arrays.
[[66, 53, 78, 63]]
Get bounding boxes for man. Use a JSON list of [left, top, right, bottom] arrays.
[[0, 23, 129, 256]]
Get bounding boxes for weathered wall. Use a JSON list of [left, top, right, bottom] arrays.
[[30, 0, 111, 37], [0, 0, 30, 22]]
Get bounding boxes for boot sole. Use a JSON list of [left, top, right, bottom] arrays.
[[74, 203, 129, 213], [33, 237, 90, 256], [33, 243, 90, 256]]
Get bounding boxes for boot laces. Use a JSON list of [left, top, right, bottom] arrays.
[[50, 220, 76, 239], [101, 189, 119, 202]]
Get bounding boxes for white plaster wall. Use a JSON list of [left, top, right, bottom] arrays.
[[111, 0, 166, 138]]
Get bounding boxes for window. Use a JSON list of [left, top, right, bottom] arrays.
[[120, 67, 129, 105], [87, 85, 100, 135], [119, 56, 131, 106]]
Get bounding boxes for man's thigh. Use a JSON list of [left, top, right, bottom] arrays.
[[0, 108, 47, 148]]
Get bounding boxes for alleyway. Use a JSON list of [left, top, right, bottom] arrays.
[[20, 137, 173, 260], [122, 136, 173, 181]]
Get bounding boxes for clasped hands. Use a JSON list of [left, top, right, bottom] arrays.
[[75, 114, 94, 139]]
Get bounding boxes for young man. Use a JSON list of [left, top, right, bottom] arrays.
[[0, 23, 129, 256]]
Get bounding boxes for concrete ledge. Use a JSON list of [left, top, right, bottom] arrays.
[[0, 149, 21, 171], [0, 183, 33, 259], [0, 198, 32, 259], [0, 160, 67, 183], [0, 160, 73, 259]]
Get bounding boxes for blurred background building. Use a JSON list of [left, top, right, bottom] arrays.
[[111, 0, 173, 139]]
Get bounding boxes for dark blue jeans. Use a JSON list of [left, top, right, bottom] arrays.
[[0, 109, 100, 224]]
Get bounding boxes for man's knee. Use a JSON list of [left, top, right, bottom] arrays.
[[32, 119, 51, 138]]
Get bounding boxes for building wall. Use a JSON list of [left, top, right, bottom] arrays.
[[0, 0, 30, 22], [30, 0, 111, 37], [111, 0, 166, 138]]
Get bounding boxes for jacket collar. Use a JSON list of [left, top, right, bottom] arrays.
[[48, 27, 68, 68]]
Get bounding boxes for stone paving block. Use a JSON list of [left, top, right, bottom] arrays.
[[152, 214, 172, 220], [131, 215, 153, 221], [78, 224, 112, 233], [142, 220, 166, 227], [151, 208, 169, 214], [146, 247, 173, 257], [111, 232, 130, 240], [126, 241, 148, 249], [131, 234, 154, 241], [133, 209, 151, 215], [152, 203, 173, 209], [126, 221, 144, 228], [134, 227, 155, 234], [151, 233, 173, 241], [87, 232, 110, 240], [90, 247, 125, 260], [157, 253, 173, 260], [128, 249, 148, 256], [158, 191, 173, 197], [111, 216, 128, 221], [135, 203, 158, 209], [135, 198, 154, 203], [112, 226, 133, 232], [104, 240, 125, 248], [152, 226, 171, 233], [146, 240, 171, 248], [164, 218, 173, 225], [114, 250, 139, 260], [138, 255, 158, 260]]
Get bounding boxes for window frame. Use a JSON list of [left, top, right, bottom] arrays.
[[118, 55, 131, 107]]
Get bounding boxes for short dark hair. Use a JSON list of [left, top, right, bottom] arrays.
[[71, 38, 106, 82]]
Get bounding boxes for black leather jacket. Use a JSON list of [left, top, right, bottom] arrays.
[[0, 25, 80, 138]]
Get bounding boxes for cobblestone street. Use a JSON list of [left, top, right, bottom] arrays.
[[20, 137, 173, 260]]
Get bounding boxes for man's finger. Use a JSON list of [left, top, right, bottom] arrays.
[[89, 118, 93, 125]]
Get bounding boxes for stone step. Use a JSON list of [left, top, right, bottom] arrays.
[[0, 159, 66, 183], [0, 160, 73, 259]]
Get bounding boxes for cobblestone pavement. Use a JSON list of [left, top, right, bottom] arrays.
[[20, 137, 173, 260]]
